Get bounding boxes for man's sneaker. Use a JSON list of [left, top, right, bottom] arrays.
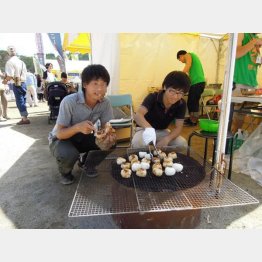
[[184, 118, 191, 124], [17, 119, 30, 125], [78, 153, 88, 169], [60, 172, 75, 185], [77, 153, 98, 178], [81, 166, 98, 178], [184, 119, 197, 126]]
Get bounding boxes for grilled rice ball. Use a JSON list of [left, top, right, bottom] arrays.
[[116, 157, 126, 165], [121, 162, 131, 169], [152, 168, 163, 177], [121, 168, 132, 178], [136, 168, 147, 177], [128, 154, 138, 162], [168, 151, 177, 159]]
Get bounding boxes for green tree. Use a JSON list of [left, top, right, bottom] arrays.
[[0, 50, 9, 72], [20, 55, 35, 73], [0, 50, 35, 73], [78, 53, 89, 60], [46, 53, 56, 59]]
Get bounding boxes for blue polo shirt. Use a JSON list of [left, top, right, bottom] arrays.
[[48, 92, 114, 143]]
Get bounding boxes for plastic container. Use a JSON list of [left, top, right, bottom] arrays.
[[240, 88, 256, 96], [226, 129, 248, 153], [199, 119, 219, 132]]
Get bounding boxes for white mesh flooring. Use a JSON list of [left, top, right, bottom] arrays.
[[68, 148, 259, 217]]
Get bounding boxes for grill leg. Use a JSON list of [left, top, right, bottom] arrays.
[[228, 137, 234, 180], [203, 138, 208, 166], [187, 133, 194, 157], [212, 139, 216, 166]]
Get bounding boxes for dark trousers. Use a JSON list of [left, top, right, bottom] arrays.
[[187, 82, 205, 113], [37, 93, 44, 101], [49, 133, 100, 175]]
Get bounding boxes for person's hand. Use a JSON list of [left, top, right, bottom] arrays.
[[95, 131, 117, 150], [253, 38, 262, 50], [95, 122, 117, 150], [76, 120, 95, 135], [156, 136, 171, 148], [143, 127, 156, 145], [255, 38, 262, 46], [2, 79, 8, 85]]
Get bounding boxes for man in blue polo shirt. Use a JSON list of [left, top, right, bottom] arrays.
[[132, 71, 190, 148], [48, 64, 116, 185]]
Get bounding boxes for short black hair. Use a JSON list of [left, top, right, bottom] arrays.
[[61, 72, 67, 79], [45, 63, 52, 69], [176, 50, 187, 59], [162, 71, 191, 93], [81, 64, 110, 93]]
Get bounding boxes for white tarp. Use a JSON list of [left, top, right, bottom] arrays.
[[90, 33, 120, 95], [233, 123, 262, 185], [118, 33, 229, 109]]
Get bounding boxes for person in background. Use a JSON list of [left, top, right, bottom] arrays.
[[61, 72, 76, 95], [3, 46, 30, 125], [42, 63, 55, 100], [132, 71, 190, 148], [0, 69, 9, 120], [231, 33, 262, 134], [177, 50, 206, 126], [60, 72, 68, 84], [26, 71, 38, 107], [36, 74, 44, 102], [48, 64, 116, 185]]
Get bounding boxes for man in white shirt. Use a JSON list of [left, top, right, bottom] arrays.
[[3, 46, 30, 125]]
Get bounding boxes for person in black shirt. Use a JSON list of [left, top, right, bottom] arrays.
[[132, 71, 190, 148], [60, 72, 76, 95]]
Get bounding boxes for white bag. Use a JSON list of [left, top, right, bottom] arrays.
[[233, 123, 262, 185]]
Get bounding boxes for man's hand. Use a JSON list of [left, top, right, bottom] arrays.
[[254, 38, 262, 47], [143, 127, 156, 145], [95, 132, 116, 150], [75, 120, 95, 135], [156, 136, 171, 148], [95, 122, 117, 150], [2, 79, 8, 85]]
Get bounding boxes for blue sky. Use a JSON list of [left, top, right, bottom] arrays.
[[0, 33, 61, 56]]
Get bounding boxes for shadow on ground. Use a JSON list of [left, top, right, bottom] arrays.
[[0, 107, 261, 228], [0, 111, 117, 228]]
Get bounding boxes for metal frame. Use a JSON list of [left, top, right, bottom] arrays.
[[68, 147, 259, 217], [107, 94, 135, 147]]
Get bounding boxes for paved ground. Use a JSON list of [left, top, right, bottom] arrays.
[[0, 97, 261, 229]]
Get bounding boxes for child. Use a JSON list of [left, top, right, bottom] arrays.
[[36, 74, 44, 102]]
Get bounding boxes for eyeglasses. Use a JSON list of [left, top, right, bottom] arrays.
[[168, 89, 185, 96]]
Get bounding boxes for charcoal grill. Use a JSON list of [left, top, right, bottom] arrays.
[[68, 147, 259, 222], [111, 152, 205, 192]]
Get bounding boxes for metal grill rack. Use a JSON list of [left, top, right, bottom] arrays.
[[68, 147, 259, 217]]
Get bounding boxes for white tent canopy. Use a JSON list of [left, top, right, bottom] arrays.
[[91, 33, 230, 109], [90, 33, 259, 167]]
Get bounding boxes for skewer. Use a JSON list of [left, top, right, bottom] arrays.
[[149, 141, 161, 159], [148, 143, 154, 159]]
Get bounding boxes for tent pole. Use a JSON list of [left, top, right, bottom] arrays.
[[216, 39, 223, 83], [90, 34, 93, 64], [215, 33, 238, 166]]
